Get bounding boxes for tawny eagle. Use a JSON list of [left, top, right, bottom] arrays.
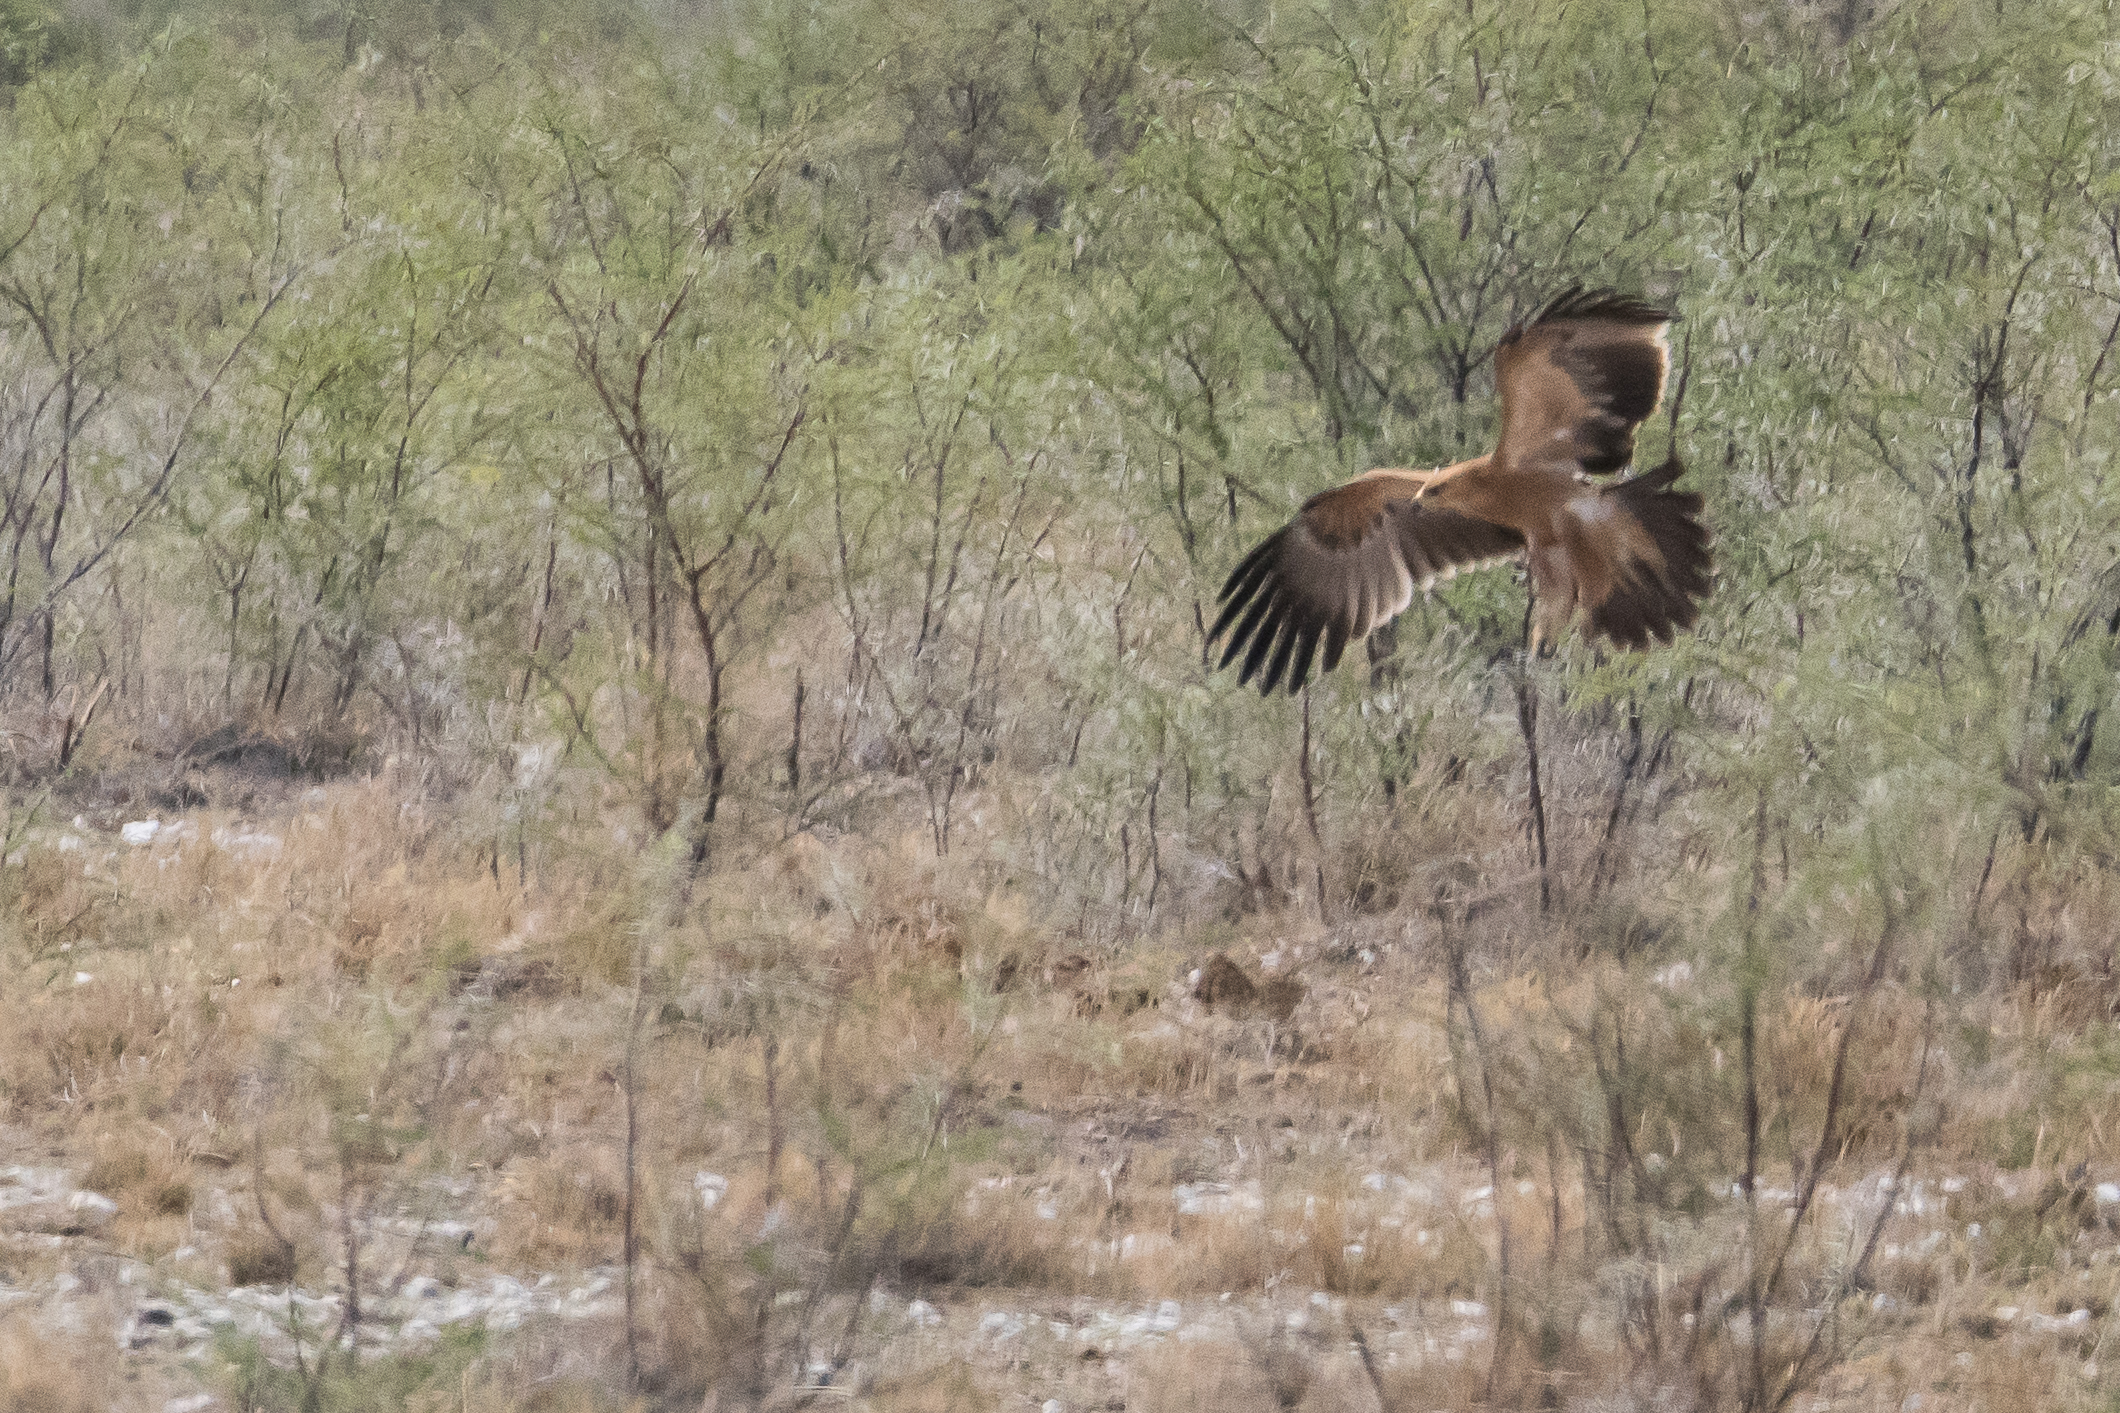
[[1208, 289, 1712, 694]]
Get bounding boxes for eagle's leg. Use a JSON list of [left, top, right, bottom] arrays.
[[1525, 541, 1578, 656]]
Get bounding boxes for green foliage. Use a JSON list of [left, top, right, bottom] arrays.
[[218, 1322, 488, 1412], [0, 0, 93, 85], [16, 0, 2120, 1401]]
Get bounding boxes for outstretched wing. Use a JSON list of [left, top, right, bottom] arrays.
[[1495, 288, 1673, 477], [1208, 469, 1525, 695]]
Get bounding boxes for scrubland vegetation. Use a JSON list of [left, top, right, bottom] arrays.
[[10, 0, 2120, 1408]]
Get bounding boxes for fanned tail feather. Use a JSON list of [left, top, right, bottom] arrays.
[[1585, 456, 1714, 649]]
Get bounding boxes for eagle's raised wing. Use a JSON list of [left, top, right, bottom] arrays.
[[1207, 469, 1525, 695], [1494, 288, 1673, 477]]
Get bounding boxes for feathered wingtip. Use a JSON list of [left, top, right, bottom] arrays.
[[1500, 285, 1677, 345]]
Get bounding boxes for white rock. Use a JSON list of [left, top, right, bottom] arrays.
[[905, 1299, 943, 1327], [513, 742, 561, 791], [67, 1190, 119, 1225], [436, 1291, 485, 1325], [121, 820, 162, 845], [211, 827, 281, 858], [695, 1172, 729, 1211], [163, 1397, 215, 1413], [2095, 1182, 2120, 1206], [978, 1311, 1026, 1340], [1173, 1182, 1233, 1216]]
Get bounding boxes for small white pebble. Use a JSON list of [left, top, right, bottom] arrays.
[[68, 1190, 118, 1221], [694, 1173, 728, 1212], [121, 820, 162, 845]]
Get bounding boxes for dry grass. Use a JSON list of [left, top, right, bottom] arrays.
[[0, 1322, 120, 1413], [4, 745, 2120, 1413]]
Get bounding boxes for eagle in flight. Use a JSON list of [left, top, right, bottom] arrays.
[[1208, 289, 1713, 695]]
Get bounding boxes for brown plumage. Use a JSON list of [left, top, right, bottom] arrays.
[[1208, 288, 1713, 694]]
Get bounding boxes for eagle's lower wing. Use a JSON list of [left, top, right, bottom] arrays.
[[1208, 472, 1525, 695], [1495, 288, 1673, 477]]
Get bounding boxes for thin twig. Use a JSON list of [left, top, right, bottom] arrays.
[[1299, 686, 1328, 924], [1514, 614, 1551, 912]]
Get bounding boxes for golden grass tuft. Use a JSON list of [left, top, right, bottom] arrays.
[[867, 1360, 993, 1412], [0, 1317, 119, 1413]]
